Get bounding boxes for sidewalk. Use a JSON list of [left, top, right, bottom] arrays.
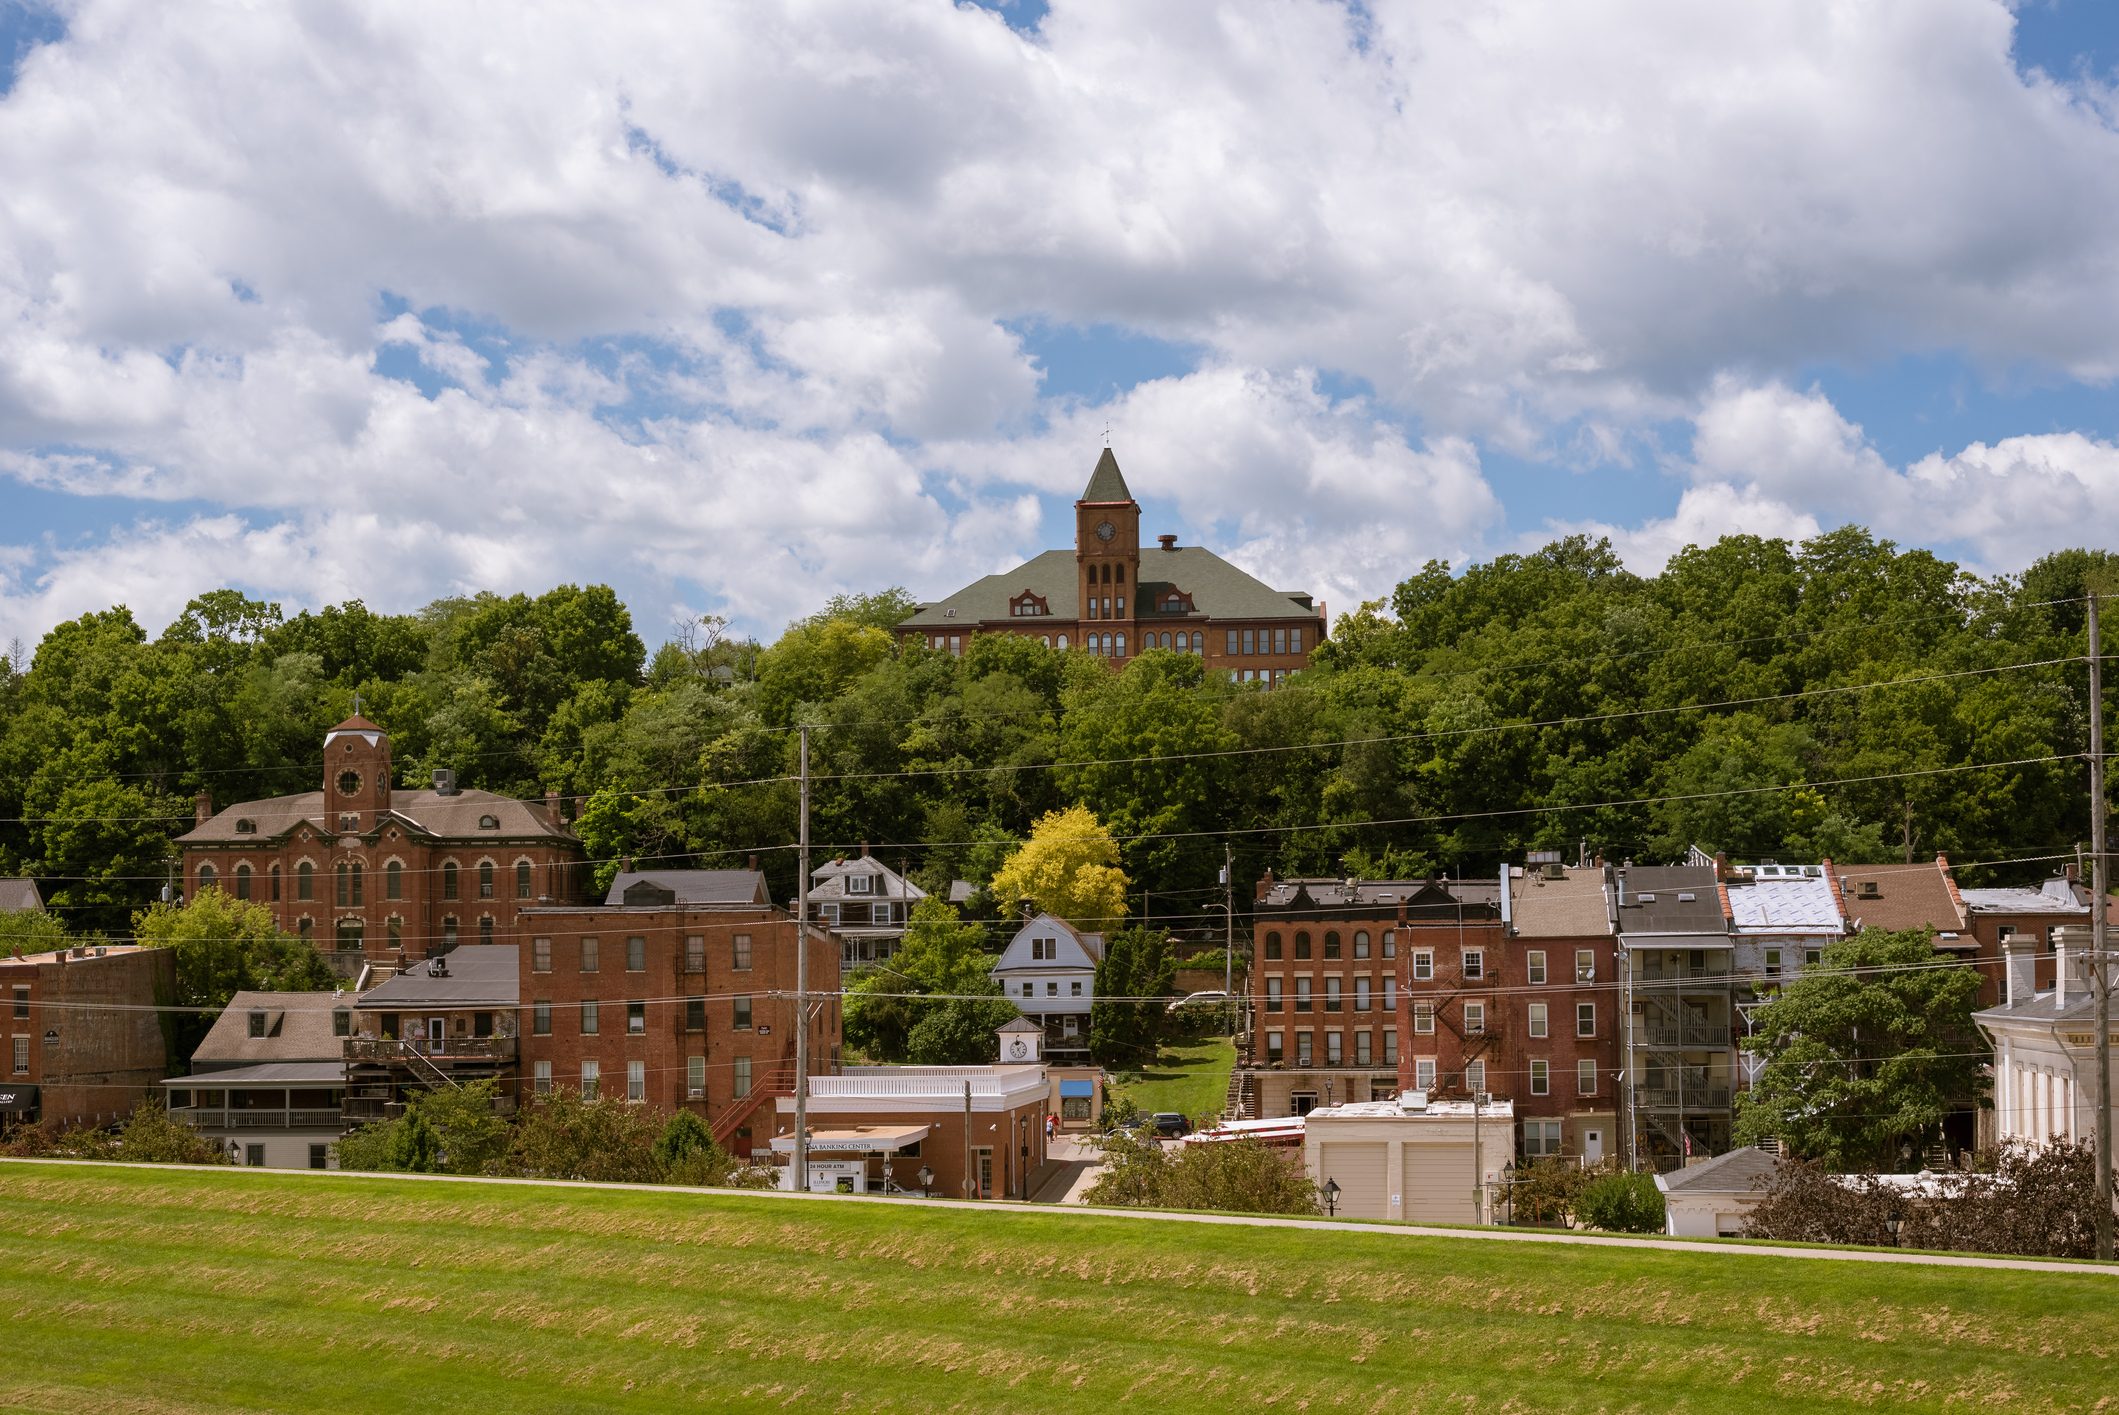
[[1029, 1132, 1105, 1204]]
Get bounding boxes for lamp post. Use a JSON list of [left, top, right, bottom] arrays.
[[1885, 1215, 1902, 1249], [917, 1165, 933, 1199], [1322, 1177, 1340, 1218]]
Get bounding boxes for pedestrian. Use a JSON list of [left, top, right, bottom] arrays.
[[1045, 1113, 1057, 1143]]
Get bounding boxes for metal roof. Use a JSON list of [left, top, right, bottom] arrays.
[[1959, 879, 2087, 916], [165, 1061, 346, 1087], [603, 870, 772, 908]]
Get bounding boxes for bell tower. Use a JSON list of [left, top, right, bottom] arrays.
[[322, 713, 392, 832], [1075, 448, 1141, 649]]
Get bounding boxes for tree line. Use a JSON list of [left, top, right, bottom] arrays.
[[3, 529, 2114, 942]]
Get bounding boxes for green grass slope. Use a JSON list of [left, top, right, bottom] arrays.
[[1115, 1035, 1235, 1122], [0, 1163, 2111, 1414]]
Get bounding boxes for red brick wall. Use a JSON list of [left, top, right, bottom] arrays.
[[2, 948, 173, 1129], [769, 1096, 1049, 1201]]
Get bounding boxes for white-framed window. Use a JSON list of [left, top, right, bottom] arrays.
[[733, 1056, 752, 1097], [1526, 950, 1546, 985], [1414, 1057, 1436, 1089], [580, 1060, 600, 1100], [1354, 977, 1371, 1012], [1522, 1120, 1563, 1159], [1326, 1031, 1343, 1064], [1575, 949, 1595, 983], [848, 873, 872, 895], [1763, 948, 1783, 978], [1527, 1002, 1548, 1038], [1466, 1060, 1486, 1093], [1462, 948, 1484, 980], [1530, 1059, 1549, 1096], [533, 1060, 552, 1096], [687, 1055, 706, 1099], [1413, 950, 1433, 981], [1046, 981, 1058, 996], [12, 1035, 26, 1074], [1576, 1002, 1596, 1037], [1577, 1059, 1597, 1096], [1463, 1002, 1485, 1034], [1070, 980, 1083, 996], [1413, 1001, 1434, 1034], [628, 1059, 646, 1102]]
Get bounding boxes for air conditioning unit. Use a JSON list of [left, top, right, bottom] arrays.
[[687, 1087, 705, 1100], [1540, 862, 1566, 881], [1855, 881, 1881, 900]]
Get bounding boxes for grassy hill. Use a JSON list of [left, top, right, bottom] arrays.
[[0, 1162, 2112, 1413]]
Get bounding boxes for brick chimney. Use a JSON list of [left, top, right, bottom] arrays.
[[194, 789, 213, 826], [1255, 867, 1275, 903], [544, 789, 563, 828]]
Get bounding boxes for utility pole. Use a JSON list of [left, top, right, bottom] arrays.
[[1223, 842, 1235, 1006], [2089, 592, 2112, 1263], [1471, 1089, 1485, 1224], [794, 724, 811, 1196]]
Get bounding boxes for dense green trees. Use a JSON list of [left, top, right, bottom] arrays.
[[0, 529, 2110, 939]]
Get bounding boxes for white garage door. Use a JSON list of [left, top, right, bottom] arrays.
[[1317, 1142, 1389, 1220], [1403, 1141, 1475, 1223]]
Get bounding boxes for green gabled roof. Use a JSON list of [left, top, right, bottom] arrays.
[[1079, 448, 1133, 504], [899, 545, 1319, 629]]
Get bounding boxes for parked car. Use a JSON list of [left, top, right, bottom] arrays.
[[1151, 1112, 1192, 1138], [1166, 990, 1232, 1013]]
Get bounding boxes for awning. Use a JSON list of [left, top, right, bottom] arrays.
[[1059, 1080, 1094, 1098], [0, 1085, 38, 1114], [162, 1062, 346, 1087], [771, 1124, 931, 1155]]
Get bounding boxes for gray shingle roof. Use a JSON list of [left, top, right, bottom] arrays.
[[190, 990, 348, 1067], [1615, 865, 1729, 936], [0, 878, 42, 913], [1080, 448, 1133, 504], [1655, 1145, 1784, 1195], [604, 871, 772, 908], [180, 788, 574, 844], [808, 857, 924, 903], [901, 546, 1320, 629], [357, 946, 520, 1008]]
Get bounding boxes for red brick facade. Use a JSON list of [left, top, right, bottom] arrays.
[[1, 945, 174, 1129], [180, 717, 587, 971]]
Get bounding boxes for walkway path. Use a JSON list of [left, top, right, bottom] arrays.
[[1028, 1133, 1104, 1204], [5, 1157, 2111, 1276]]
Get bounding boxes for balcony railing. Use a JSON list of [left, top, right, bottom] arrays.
[[1634, 1086, 1733, 1110], [1636, 1023, 1731, 1048], [172, 1107, 345, 1131], [344, 1036, 516, 1064], [1634, 961, 1733, 982]]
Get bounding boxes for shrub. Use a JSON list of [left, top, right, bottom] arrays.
[[1084, 1132, 1320, 1217], [1576, 1172, 1665, 1233], [35, 1101, 230, 1166]]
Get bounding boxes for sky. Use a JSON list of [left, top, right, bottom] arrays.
[[1, 0, 2117, 653]]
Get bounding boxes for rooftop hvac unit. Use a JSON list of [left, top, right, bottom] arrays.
[[1540, 862, 1566, 881]]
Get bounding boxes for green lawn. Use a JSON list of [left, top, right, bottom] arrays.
[[1114, 1035, 1235, 1122], [3, 1163, 2113, 1413]]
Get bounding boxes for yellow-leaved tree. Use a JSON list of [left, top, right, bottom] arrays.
[[989, 806, 1129, 931]]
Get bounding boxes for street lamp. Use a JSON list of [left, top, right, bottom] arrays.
[[917, 1165, 934, 1199], [1885, 1215, 1902, 1249], [1323, 1177, 1341, 1218]]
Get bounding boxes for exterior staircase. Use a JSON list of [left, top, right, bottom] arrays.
[[1223, 1069, 1258, 1122], [711, 1065, 796, 1153]]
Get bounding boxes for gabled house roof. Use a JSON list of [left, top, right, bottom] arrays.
[[1654, 1145, 1784, 1195], [992, 912, 1104, 974], [190, 990, 348, 1069], [180, 788, 573, 845], [356, 946, 520, 1008], [0, 877, 42, 913], [901, 546, 1321, 629], [1836, 857, 1966, 933], [809, 855, 925, 902]]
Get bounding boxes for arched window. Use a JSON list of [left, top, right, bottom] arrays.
[[1353, 930, 1371, 960], [442, 861, 459, 901], [1041, 634, 1051, 647], [479, 860, 495, 899], [1056, 634, 1069, 650], [197, 863, 217, 893], [1176, 632, 1189, 652], [233, 863, 252, 900], [1115, 632, 1126, 656], [1323, 931, 1342, 960], [335, 862, 349, 907], [1115, 564, 1125, 584], [298, 917, 313, 940], [386, 859, 402, 900], [269, 863, 281, 902], [387, 918, 402, 951], [479, 916, 494, 944], [1294, 931, 1312, 961], [517, 860, 533, 899], [1264, 931, 1283, 961], [296, 860, 314, 901], [350, 861, 364, 907]]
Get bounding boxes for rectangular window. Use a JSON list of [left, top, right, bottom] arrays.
[[1242, 628, 1255, 655], [1295, 979, 1312, 1012], [1415, 1058, 1436, 1090], [1325, 1031, 1343, 1065], [1462, 948, 1484, 981], [580, 1001, 600, 1035], [1530, 1059, 1549, 1096], [532, 1001, 551, 1036], [1413, 1001, 1434, 1034], [532, 938, 552, 973], [248, 1011, 266, 1038], [1274, 627, 1287, 654], [1291, 627, 1303, 654], [309, 1143, 329, 1171], [1384, 976, 1396, 1011], [1413, 950, 1433, 982], [1295, 1032, 1313, 1066], [627, 1001, 646, 1035], [1526, 950, 1546, 985], [1355, 1030, 1372, 1065], [1265, 1030, 1284, 1063], [1463, 1002, 1485, 1034], [687, 1055, 706, 1099], [1382, 1027, 1398, 1064], [628, 1059, 646, 1102], [534, 1059, 552, 1096], [12, 1035, 26, 1074], [1225, 629, 1238, 654], [627, 937, 646, 972], [581, 937, 600, 973], [733, 935, 752, 971], [1046, 981, 1058, 996], [734, 996, 753, 1031], [1528, 1002, 1548, 1038], [246, 1144, 265, 1167], [1265, 978, 1283, 1012], [733, 1056, 752, 1098], [1576, 1003, 1596, 1038], [1763, 948, 1783, 978], [1324, 977, 1342, 1012], [1354, 977, 1371, 1012], [1575, 949, 1595, 983], [686, 998, 705, 1031], [333, 1008, 351, 1037], [580, 1060, 600, 1100], [1577, 1059, 1597, 1096], [685, 936, 705, 973], [1466, 1060, 1486, 1094], [1071, 980, 1082, 996]]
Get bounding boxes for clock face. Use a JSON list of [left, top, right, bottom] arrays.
[[1009, 1038, 1029, 1058], [1095, 520, 1116, 542]]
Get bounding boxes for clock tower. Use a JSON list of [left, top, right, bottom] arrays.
[[1075, 448, 1141, 648]]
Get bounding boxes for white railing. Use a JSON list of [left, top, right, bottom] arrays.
[[812, 1073, 1040, 1100]]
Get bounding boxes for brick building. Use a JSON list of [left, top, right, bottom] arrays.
[[1957, 871, 2085, 1006], [769, 1062, 1051, 1200], [344, 946, 520, 1124], [898, 450, 1327, 685], [517, 869, 841, 1157], [179, 716, 587, 974], [0, 944, 174, 1130], [1502, 863, 1621, 1165]]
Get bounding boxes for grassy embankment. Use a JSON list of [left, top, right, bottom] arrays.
[[1112, 1034, 1236, 1122], [1, 1162, 2113, 1414]]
